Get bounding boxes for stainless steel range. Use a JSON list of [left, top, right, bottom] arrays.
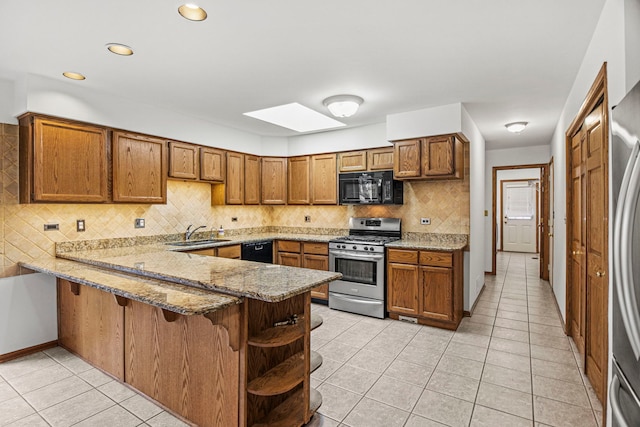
[[328, 217, 401, 318]]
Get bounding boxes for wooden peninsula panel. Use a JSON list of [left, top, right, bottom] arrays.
[[57, 279, 125, 380], [125, 300, 241, 427]]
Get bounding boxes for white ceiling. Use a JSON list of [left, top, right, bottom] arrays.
[[0, 0, 606, 150]]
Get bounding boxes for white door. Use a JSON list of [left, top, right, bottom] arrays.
[[502, 180, 537, 253]]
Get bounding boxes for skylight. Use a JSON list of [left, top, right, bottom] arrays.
[[243, 103, 346, 133]]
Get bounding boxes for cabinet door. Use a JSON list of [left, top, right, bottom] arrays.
[[338, 151, 367, 172], [168, 141, 198, 180], [368, 147, 394, 170], [277, 252, 302, 267], [422, 136, 455, 177], [217, 245, 241, 259], [226, 152, 244, 204], [419, 265, 453, 321], [393, 139, 422, 178], [113, 132, 167, 203], [261, 157, 287, 204], [387, 263, 419, 315], [311, 154, 337, 205], [200, 147, 225, 182], [288, 156, 310, 204], [244, 155, 261, 205], [32, 117, 108, 202], [303, 254, 329, 300]]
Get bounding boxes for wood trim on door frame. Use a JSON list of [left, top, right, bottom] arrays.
[[564, 62, 609, 423], [490, 163, 548, 275], [541, 157, 553, 281]]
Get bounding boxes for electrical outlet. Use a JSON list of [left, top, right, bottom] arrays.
[[44, 223, 59, 231], [304, 215, 311, 222], [135, 218, 145, 228], [76, 219, 85, 232], [231, 217, 238, 222], [420, 218, 431, 225]]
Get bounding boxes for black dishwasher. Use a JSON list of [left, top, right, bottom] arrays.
[[241, 241, 273, 263]]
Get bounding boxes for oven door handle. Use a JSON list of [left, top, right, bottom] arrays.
[[329, 292, 384, 305], [330, 250, 385, 261]]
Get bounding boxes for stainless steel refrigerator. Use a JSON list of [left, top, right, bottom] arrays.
[[611, 78, 640, 426]]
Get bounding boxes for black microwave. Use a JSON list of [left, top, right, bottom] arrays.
[[339, 170, 403, 205]]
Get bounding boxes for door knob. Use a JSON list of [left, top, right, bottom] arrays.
[[596, 271, 606, 277], [548, 233, 553, 237]]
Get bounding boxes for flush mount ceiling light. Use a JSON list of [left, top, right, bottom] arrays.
[[505, 121, 528, 133], [106, 43, 133, 56], [323, 95, 364, 118], [178, 3, 207, 21], [244, 103, 346, 133], [62, 71, 86, 80]]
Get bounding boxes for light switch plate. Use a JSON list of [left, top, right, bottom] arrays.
[[304, 215, 311, 222], [76, 219, 85, 232], [135, 218, 145, 228]]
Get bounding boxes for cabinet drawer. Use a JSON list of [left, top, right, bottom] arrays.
[[303, 242, 328, 255], [419, 251, 452, 267], [186, 248, 215, 256], [217, 245, 241, 259], [387, 249, 418, 264], [278, 240, 301, 253]]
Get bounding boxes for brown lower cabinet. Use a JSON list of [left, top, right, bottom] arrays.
[[386, 248, 463, 330], [57, 279, 315, 427], [185, 244, 241, 259], [276, 241, 330, 300]]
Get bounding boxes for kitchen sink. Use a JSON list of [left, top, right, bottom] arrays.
[[165, 239, 231, 246]]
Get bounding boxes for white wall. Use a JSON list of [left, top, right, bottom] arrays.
[[0, 274, 58, 354], [462, 106, 486, 310], [495, 168, 541, 251], [387, 103, 462, 141], [549, 0, 626, 324], [287, 122, 389, 156], [625, 0, 640, 90], [484, 144, 551, 271], [16, 74, 268, 155]]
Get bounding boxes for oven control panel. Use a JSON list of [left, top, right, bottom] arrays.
[[329, 242, 385, 253]]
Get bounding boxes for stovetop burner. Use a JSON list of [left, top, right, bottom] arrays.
[[331, 235, 400, 245], [330, 217, 402, 247]]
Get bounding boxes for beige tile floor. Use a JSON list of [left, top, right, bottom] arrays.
[[309, 252, 603, 427], [0, 252, 602, 426]]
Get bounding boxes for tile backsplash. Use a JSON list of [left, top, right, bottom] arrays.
[[0, 123, 469, 278]]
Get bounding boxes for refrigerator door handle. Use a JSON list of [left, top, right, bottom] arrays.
[[615, 141, 640, 360], [611, 373, 631, 427]]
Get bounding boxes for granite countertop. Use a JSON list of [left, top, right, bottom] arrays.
[[57, 246, 341, 303], [385, 234, 468, 251], [21, 257, 241, 315]]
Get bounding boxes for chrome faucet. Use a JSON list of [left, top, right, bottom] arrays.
[[185, 224, 207, 240]]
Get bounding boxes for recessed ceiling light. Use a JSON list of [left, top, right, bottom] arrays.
[[106, 43, 133, 56], [505, 121, 528, 133], [62, 72, 86, 80], [178, 3, 207, 21], [244, 103, 346, 133], [323, 95, 364, 118]]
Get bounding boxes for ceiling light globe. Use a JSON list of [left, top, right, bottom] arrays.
[[106, 43, 133, 56], [323, 95, 364, 118], [178, 4, 207, 21], [505, 121, 528, 133]]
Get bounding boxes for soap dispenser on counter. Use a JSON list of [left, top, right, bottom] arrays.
[[217, 225, 225, 238]]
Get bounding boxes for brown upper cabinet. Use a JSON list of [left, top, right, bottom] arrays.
[[338, 151, 367, 172], [261, 157, 287, 204], [244, 155, 261, 205], [288, 156, 311, 204], [311, 154, 337, 204], [225, 152, 244, 205], [200, 147, 225, 182], [112, 131, 167, 203], [393, 135, 464, 180], [168, 141, 198, 180], [338, 147, 394, 172], [19, 115, 109, 203], [368, 147, 394, 170]]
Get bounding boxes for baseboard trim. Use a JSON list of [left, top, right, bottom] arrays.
[[0, 340, 58, 363], [464, 283, 487, 317]]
